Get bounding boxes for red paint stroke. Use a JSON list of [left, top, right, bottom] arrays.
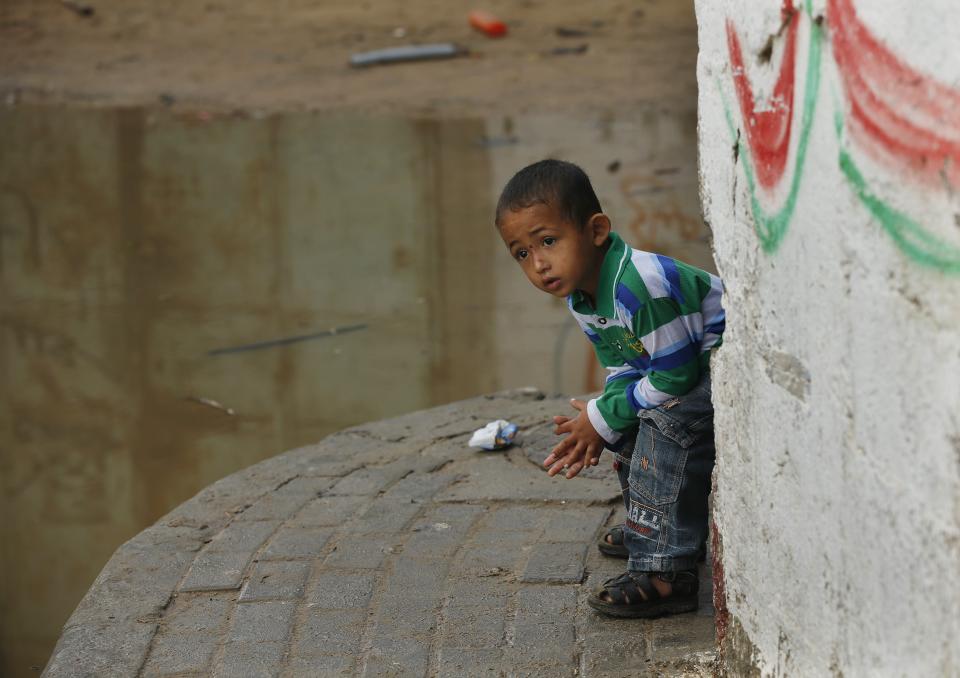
[[711, 518, 730, 656], [830, 0, 960, 186], [726, 1, 800, 191]]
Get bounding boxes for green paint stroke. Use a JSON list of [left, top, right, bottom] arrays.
[[835, 112, 960, 273], [720, 0, 823, 253]]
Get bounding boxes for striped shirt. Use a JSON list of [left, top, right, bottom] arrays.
[[568, 232, 725, 446]]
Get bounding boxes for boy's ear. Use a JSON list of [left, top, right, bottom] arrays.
[[587, 213, 612, 246]]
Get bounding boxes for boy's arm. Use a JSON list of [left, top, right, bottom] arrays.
[[587, 297, 702, 444], [544, 321, 632, 478]]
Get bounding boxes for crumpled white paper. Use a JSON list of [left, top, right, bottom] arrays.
[[467, 419, 518, 451]]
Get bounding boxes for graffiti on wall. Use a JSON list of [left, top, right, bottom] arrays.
[[723, 0, 960, 273], [830, 0, 960, 188], [727, 1, 800, 192], [723, 0, 821, 254]]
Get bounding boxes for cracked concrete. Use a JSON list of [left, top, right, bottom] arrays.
[[43, 389, 717, 677]]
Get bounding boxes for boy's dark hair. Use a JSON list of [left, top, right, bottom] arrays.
[[495, 159, 602, 228]]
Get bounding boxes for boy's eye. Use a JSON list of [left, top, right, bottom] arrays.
[[515, 249, 528, 261], [543, 236, 556, 246]]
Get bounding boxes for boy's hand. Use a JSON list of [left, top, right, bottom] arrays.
[[544, 399, 605, 479]]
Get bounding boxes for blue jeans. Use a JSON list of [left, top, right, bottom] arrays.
[[613, 373, 715, 573]]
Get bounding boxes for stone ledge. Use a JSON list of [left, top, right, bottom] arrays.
[[43, 389, 716, 677]]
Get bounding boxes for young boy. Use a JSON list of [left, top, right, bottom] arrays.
[[496, 159, 724, 618]]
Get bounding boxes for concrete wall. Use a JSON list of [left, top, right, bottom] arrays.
[[0, 108, 487, 671], [696, 0, 960, 675]]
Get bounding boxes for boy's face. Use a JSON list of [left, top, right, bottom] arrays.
[[498, 203, 610, 299]]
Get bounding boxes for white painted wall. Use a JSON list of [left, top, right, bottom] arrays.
[[696, 0, 960, 674]]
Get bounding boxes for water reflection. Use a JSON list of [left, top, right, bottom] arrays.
[[0, 105, 710, 674]]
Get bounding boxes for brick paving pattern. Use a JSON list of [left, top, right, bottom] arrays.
[[46, 390, 717, 677]]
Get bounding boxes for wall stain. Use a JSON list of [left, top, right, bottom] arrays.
[[719, 615, 764, 678], [619, 172, 709, 251], [0, 183, 40, 271], [711, 517, 730, 658], [762, 349, 810, 401]]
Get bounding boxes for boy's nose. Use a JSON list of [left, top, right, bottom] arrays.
[[533, 253, 550, 273]]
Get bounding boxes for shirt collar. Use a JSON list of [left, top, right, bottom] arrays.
[[569, 231, 628, 318]]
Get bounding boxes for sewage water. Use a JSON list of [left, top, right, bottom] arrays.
[[0, 105, 711, 674]]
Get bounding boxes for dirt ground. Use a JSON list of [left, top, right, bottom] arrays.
[[0, 0, 697, 116]]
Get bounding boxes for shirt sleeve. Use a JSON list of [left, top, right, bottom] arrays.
[[570, 316, 634, 447], [587, 297, 702, 445]]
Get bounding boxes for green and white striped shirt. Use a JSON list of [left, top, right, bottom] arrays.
[[568, 232, 725, 446]]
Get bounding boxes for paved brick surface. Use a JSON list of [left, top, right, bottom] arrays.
[[261, 526, 333, 560], [240, 561, 312, 601], [140, 594, 233, 675], [307, 572, 376, 609], [520, 542, 591, 583], [323, 534, 399, 570], [180, 551, 256, 592], [215, 639, 287, 678], [205, 520, 282, 554], [228, 601, 298, 643], [294, 607, 367, 655], [293, 495, 367, 527], [46, 390, 718, 677]]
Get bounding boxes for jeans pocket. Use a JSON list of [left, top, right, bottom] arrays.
[[638, 375, 714, 449], [630, 420, 690, 505], [638, 407, 696, 447]]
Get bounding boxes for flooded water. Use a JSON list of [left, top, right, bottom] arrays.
[[0, 104, 711, 674]]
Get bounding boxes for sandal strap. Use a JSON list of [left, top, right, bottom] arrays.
[[599, 525, 625, 547], [631, 573, 660, 602], [600, 571, 660, 605], [656, 569, 699, 596]]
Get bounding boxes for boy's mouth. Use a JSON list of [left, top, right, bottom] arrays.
[[542, 277, 563, 291]]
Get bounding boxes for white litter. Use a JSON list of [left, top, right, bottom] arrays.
[[468, 419, 518, 451]]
